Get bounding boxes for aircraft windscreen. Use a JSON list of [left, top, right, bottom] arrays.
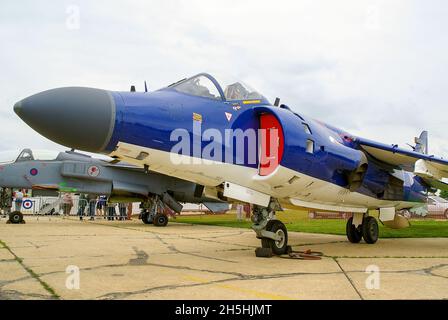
[[171, 75, 221, 100], [222, 81, 265, 101], [15, 149, 59, 162], [170, 73, 268, 102], [212, 74, 267, 101]]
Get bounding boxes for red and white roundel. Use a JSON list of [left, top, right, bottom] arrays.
[[87, 165, 100, 177], [22, 199, 33, 210]]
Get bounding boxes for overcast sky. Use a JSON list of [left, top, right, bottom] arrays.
[[1, 0, 447, 158]]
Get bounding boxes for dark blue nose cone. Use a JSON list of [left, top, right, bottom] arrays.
[[14, 87, 116, 153]]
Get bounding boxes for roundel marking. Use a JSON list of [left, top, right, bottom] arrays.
[[22, 199, 33, 209], [87, 165, 100, 177]]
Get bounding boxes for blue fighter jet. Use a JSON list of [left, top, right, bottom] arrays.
[[13, 73, 448, 255]]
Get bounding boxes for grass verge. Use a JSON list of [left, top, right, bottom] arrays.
[[175, 210, 448, 238]]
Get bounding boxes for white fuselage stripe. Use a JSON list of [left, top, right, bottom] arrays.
[[110, 142, 419, 211]]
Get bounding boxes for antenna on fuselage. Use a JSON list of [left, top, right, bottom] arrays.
[[130, 85, 136, 92], [144, 81, 148, 92], [274, 97, 280, 107]]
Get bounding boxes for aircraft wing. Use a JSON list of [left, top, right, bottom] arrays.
[[354, 137, 448, 180]]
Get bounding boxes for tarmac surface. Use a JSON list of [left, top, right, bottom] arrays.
[[0, 216, 447, 300]]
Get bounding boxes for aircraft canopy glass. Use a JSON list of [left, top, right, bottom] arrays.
[[171, 75, 222, 100], [169, 73, 267, 102], [221, 80, 266, 101], [15, 149, 59, 162], [0, 149, 60, 165]]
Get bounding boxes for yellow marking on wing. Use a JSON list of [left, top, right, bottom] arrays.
[[184, 275, 295, 300]]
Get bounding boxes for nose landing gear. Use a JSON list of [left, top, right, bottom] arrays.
[[252, 199, 289, 257], [261, 220, 288, 255]]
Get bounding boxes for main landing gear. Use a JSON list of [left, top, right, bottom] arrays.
[[139, 196, 170, 227], [252, 199, 289, 256], [141, 210, 168, 227], [346, 214, 379, 244]]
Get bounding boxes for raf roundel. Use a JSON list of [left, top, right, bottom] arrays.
[[30, 168, 38, 176], [22, 199, 33, 210], [87, 165, 100, 177]]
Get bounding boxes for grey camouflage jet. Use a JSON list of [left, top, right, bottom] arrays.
[[0, 149, 229, 224]]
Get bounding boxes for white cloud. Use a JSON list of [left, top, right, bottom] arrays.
[[0, 0, 447, 158]]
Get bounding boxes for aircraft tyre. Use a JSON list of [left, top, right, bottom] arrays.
[[9, 211, 24, 224], [346, 217, 362, 243], [153, 213, 168, 227], [261, 220, 288, 255], [141, 211, 153, 225], [362, 216, 379, 244]]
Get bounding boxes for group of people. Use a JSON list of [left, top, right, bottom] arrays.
[[0, 188, 134, 221], [61, 193, 133, 221], [0, 187, 14, 214], [235, 203, 252, 221], [0, 188, 27, 214]]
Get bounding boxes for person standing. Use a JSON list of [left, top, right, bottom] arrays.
[[106, 199, 116, 221], [62, 193, 73, 216], [14, 189, 24, 212], [236, 204, 244, 221], [87, 194, 97, 221], [77, 193, 88, 220], [118, 202, 127, 221], [0, 188, 13, 215], [96, 195, 106, 218], [127, 203, 133, 220], [244, 203, 251, 221]]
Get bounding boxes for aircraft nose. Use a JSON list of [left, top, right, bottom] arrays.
[[14, 87, 116, 153], [13, 101, 23, 115]]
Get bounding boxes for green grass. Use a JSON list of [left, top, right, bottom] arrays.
[[175, 210, 448, 238]]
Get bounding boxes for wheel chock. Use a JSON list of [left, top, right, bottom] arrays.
[[255, 247, 273, 258]]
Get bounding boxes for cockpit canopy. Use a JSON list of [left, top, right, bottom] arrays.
[[168, 73, 269, 103], [0, 149, 60, 165], [15, 149, 60, 162]]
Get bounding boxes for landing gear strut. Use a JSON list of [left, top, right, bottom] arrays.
[[252, 199, 288, 256], [346, 214, 378, 244], [139, 196, 170, 227]]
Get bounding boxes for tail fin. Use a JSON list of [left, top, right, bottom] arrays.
[[414, 131, 428, 154]]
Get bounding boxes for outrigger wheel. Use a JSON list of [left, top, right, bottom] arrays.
[[8, 211, 24, 224], [346, 215, 379, 244], [261, 220, 288, 255], [153, 213, 168, 227]]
